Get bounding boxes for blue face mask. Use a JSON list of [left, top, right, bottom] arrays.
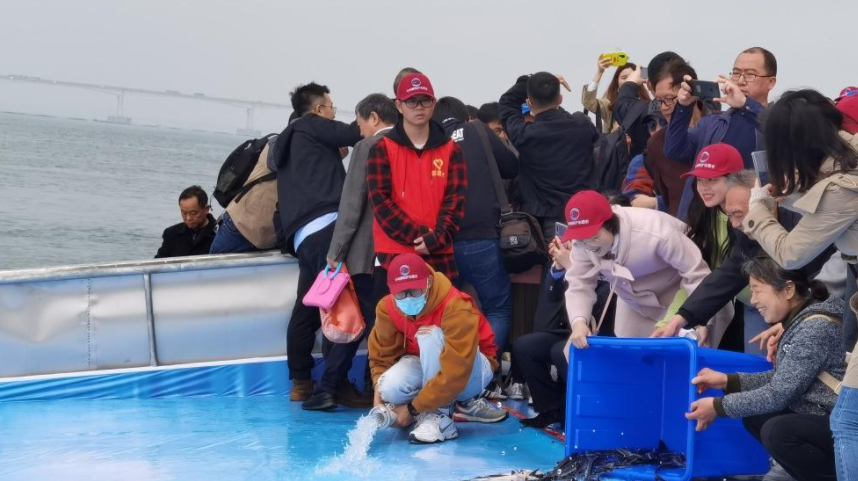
[[395, 295, 427, 316]]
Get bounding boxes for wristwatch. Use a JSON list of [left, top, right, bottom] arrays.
[[407, 402, 419, 417]]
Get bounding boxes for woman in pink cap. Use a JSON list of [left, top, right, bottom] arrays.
[[559, 190, 714, 350]]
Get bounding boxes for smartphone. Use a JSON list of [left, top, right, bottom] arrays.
[[554, 222, 568, 239], [690, 80, 721, 101], [640, 67, 649, 81], [751, 150, 770, 186], [600, 51, 629, 68]]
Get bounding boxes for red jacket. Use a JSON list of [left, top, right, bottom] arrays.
[[367, 121, 467, 278]]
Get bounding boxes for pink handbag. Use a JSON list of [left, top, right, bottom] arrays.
[[321, 275, 366, 343], [302, 263, 350, 309]]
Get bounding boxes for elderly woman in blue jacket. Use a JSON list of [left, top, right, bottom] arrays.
[[686, 257, 845, 481]]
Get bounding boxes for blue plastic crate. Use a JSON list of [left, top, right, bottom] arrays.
[[565, 337, 772, 481]]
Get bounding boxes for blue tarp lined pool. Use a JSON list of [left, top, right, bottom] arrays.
[[0, 357, 563, 481]]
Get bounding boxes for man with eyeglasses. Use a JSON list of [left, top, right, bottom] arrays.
[[272, 81, 362, 403], [664, 47, 777, 171], [366, 73, 467, 281], [368, 253, 507, 444]]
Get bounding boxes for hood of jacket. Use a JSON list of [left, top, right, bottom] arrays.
[[386, 119, 451, 152]]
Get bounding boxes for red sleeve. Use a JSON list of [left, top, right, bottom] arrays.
[[423, 143, 467, 253], [366, 141, 429, 246]]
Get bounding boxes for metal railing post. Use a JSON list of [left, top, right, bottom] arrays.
[[143, 273, 159, 367]]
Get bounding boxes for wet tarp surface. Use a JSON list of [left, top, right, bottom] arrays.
[[0, 361, 562, 481]]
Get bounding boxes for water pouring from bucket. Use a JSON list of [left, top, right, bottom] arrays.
[[316, 404, 397, 477]]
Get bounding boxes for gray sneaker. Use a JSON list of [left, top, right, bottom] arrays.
[[452, 397, 509, 423]]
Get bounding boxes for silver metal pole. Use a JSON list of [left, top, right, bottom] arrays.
[[143, 273, 159, 367]]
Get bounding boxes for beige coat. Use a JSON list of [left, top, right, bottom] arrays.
[[742, 132, 858, 270], [565, 207, 715, 337], [581, 86, 614, 135], [226, 142, 278, 249]]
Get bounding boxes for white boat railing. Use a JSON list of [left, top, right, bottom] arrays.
[[0, 252, 299, 379]]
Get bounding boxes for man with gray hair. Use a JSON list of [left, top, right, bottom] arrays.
[[653, 170, 837, 351]]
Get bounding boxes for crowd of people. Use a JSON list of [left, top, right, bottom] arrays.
[[152, 47, 858, 480]]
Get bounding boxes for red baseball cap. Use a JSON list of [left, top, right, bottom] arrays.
[[836, 86, 858, 103], [396, 73, 435, 101], [561, 190, 614, 242], [387, 254, 432, 295], [837, 94, 858, 135], [681, 143, 744, 179]]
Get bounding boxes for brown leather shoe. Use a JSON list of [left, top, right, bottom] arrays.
[[290, 379, 314, 402], [336, 380, 374, 408]]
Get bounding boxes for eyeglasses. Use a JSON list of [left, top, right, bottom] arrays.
[[404, 97, 436, 109], [654, 96, 678, 107], [319, 104, 338, 114], [730, 72, 773, 83], [393, 287, 427, 300]]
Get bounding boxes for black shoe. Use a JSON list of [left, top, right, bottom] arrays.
[[302, 391, 337, 411], [336, 380, 374, 408], [520, 410, 563, 429]]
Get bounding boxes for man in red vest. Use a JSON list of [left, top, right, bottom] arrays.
[[369, 254, 508, 444], [366, 73, 467, 280]]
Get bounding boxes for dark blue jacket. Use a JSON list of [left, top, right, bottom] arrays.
[[664, 97, 766, 221], [499, 76, 598, 219]]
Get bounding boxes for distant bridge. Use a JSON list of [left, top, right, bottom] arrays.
[[0, 74, 294, 135]]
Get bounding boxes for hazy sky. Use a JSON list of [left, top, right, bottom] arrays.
[[0, 0, 853, 133]]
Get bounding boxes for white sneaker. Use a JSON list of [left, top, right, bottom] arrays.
[[408, 411, 458, 444], [762, 460, 796, 481], [504, 382, 527, 400]]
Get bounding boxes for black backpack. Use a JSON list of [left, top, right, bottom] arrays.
[[213, 134, 277, 208], [588, 101, 650, 193]]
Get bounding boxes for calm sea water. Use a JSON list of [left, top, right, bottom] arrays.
[[0, 112, 246, 270]]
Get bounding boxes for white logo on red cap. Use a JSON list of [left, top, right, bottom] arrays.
[[400, 265, 410, 277], [411, 77, 421, 88], [699, 151, 710, 163], [696, 150, 715, 170], [569, 207, 590, 227]]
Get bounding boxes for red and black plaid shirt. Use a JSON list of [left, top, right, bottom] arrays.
[[367, 137, 467, 279]]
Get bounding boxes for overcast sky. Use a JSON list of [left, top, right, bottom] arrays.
[[0, 0, 853, 133]]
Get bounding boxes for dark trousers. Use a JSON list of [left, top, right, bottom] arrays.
[[743, 410, 837, 481], [319, 270, 388, 394], [844, 265, 858, 351], [512, 331, 568, 413], [287, 222, 337, 381]]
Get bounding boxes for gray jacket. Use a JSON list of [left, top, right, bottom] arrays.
[[326, 130, 389, 275], [717, 296, 847, 418]]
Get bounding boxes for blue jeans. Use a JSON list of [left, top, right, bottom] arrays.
[[454, 239, 512, 355], [743, 303, 768, 356], [210, 212, 258, 254], [376, 326, 493, 407], [832, 385, 858, 481]]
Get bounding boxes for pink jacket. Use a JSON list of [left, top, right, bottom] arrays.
[[565, 206, 712, 322]]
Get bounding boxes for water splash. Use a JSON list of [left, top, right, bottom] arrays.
[[316, 415, 382, 477]]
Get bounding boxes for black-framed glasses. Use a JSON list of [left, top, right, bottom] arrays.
[[404, 97, 436, 109], [393, 287, 427, 300], [730, 72, 773, 83], [654, 96, 678, 107], [319, 104, 338, 115]]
